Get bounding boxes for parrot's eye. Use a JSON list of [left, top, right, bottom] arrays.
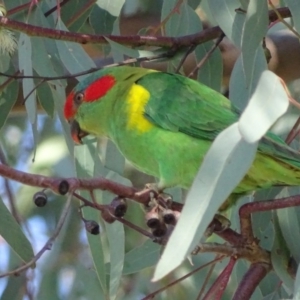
[[74, 92, 84, 105]]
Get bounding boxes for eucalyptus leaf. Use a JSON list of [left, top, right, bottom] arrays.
[[284, 0, 300, 34], [37, 83, 55, 118], [90, 5, 116, 35], [162, 0, 201, 36], [241, 0, 268, 85], [0, 197, 34, 264], [208, 0, 245, 47], [18, 33, 36, 125], [239, 70, 289, 143], [105, 221, 124, 300], [294, 264, 300, 299], [0, 80, 19, 130], [276, 189, 300, 263], [74, 144, 108, 297], [50, 83, 74, 155], [195, 42, 223, 92], [96, 0, 125, 17], [229, 47, 267, 110], [1, 274, 26, 300], [103, 173, 128, 299], [123, 239, 160, 275], [154, 123, 257, 281], [55, 21, 96, 80], [271, 212, 294, 295]]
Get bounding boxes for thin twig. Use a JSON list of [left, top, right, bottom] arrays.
[[188, 33, 225, 78], [196, 255, 220, 300], [285, 116, 300, 145], [0, 192, 73, 278], [22, 79, 45, 104], [268, 1, 300, 39], [0, 49, 177, 81], [141, 256, 225, 300], [44, 0, 71, 17], [175, 45, 196, 73]]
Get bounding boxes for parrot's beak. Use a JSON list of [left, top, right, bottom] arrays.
[[70, 120, 89, 144]]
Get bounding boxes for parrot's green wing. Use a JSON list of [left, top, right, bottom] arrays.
[[137, 72, 300, 169], [260, 134, 300, 168], [137, 72, 239, 140]]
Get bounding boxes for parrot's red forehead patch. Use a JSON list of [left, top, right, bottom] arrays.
[[64, 91, 76, 120], [84, 75, 115, 102], [63, 75, 116, 120]]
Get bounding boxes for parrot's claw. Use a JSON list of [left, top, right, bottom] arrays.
[[204, 214, 231, 237], [140, 183, 172, 209], [213, 214, 231, 233]]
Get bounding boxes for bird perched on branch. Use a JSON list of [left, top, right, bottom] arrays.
[[64, 66, 300, 207]]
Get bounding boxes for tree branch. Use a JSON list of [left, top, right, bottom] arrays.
[[233, 263, 270, 300], [0, 7, 292, 47]]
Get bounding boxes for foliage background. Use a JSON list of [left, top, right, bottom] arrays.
[[0, 0, 300, 299]]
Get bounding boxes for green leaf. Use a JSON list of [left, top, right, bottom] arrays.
[[241, 0, 268, 85], [238, 70, 289, 143], [1, 274, 26, 300], [0, 197, 34, 264], [103, 140, 125, 175], [0, 53, 10, 73], [208, 0, 245, 47], [162, 0, 200, 36], [74, 143, 108, 297], [271, 212, 294, 294], [277, 188, 300, 263], [37, 83, 55, 118], [30, 7, 59, 79], [284, 0, 300, 34], [31, 36, 59, 78], [103, 173, 128, 299], [96, 0, 125, 17], [18, 33, 36, 125], [123, 239, 160, 275], [294, 264, 300, 299], [55, 21, 96, 80], [105, 220, 124, 300], [229, 46, 267, 110], [0, 80, 19, 130], [195, 42, 223, 92], [188, 0, 202, 9], [50, 83, 74, 155], [90, 5, 116, 35], [153, 123, 257, 280]]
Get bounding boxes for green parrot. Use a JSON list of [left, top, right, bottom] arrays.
[[64, 66, 300, 203]]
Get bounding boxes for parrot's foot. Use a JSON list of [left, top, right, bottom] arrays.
[[205, 214, 231, 237], [139, 183, 172, 209]]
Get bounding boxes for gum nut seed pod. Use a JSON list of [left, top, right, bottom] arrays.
[[162, 209, 177, 225], [58, 180, 69, 195], [33, 191, 48, 207], [110, 197, 127, 217], [84, 220, 100, 235], [145, 209, 161, 229], [151, 223, 167, 237]]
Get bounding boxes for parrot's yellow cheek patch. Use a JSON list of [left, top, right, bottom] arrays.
[[126, 84, 154, 133]]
